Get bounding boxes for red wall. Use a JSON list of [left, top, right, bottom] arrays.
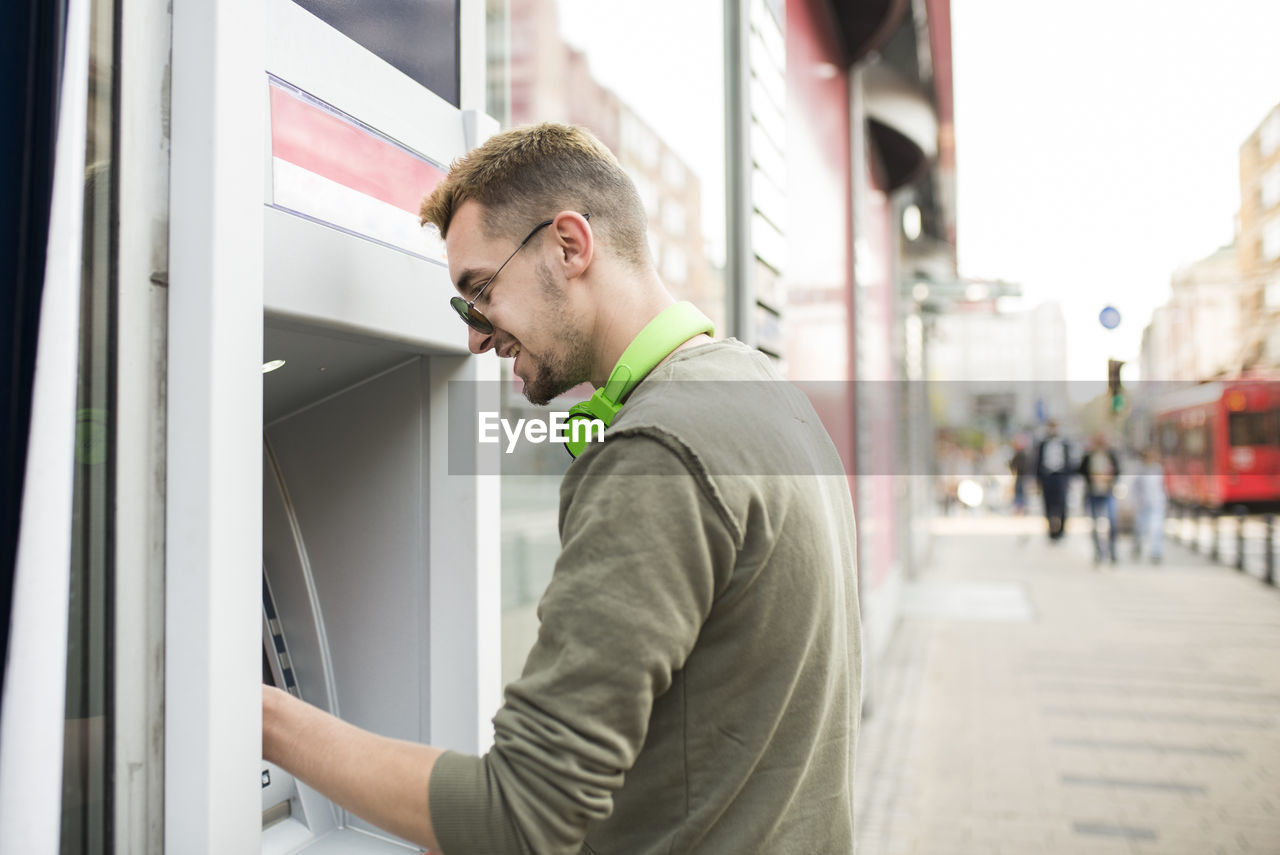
[[784, 0, 855, 478]]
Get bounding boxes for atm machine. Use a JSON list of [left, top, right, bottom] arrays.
[[169, 0, 502, 851], [258, 2, 501, 850]]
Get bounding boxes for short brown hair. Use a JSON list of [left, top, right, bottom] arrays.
[[419, 122, 650, 269]]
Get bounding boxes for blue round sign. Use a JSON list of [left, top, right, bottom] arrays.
[[1099, 305, 1121, 330]]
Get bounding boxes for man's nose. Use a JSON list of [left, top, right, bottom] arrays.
[[468, 326, 494, 354]]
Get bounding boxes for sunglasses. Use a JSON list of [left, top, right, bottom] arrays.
[[449, 213, 590, 335]]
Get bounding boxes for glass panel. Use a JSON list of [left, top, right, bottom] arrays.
[[61, 0, 117, 851], [291, 0, 460, 106], [487, 0, 728, 685], [1183, 425, 1207, 458], [491, 0, 726, 329], [1229, 411, 1271, 447]]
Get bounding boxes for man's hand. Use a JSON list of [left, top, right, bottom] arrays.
[[262, 685, 445, 852]]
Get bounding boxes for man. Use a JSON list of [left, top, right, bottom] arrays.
[[1008, 433, 1031, 515], [1131, 446, 1166, 564], [1035, 420, 1071, 541], [1078, 431, 1121, 565], [263, 123, 861, 854]]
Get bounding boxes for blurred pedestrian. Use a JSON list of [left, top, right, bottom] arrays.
[[1079, 431, 1121, 565], [1008, 434, 1032, 516], [1036, 420, 1071, 541], [937, 439, 971, 516], [1132, 447, 1167, 564], [980, 440, 1009, 512]]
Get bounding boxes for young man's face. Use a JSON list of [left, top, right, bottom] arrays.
[[445, 200, 592, 405]]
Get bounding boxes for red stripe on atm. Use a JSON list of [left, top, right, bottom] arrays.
[[270, 86, 444, 217]]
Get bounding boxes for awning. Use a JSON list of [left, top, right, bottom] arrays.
[[864, 62, 938, 190], [827, 0, 910, 64]]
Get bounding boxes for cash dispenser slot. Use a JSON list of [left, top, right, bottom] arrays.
[[260, 759, 296, 829]]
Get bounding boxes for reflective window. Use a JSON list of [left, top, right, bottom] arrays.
[[1229, 411, 1272, 447], [1183, 425, 1208, 458], [490, 0, 726, 330], [62, 0, 117, 850], [1264, 216, 1280, 261], [486, 0, 728, 684], [1262, 164, 1280, 209]]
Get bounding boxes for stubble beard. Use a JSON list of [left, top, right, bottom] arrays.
[[521, 262, 593, 406]]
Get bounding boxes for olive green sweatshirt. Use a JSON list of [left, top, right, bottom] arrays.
[[431, 339, 861, 854]]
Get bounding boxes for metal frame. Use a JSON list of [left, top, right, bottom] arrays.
[[725, 0, 756, 346], [166, 0, 265, 851], [0, 0, 91, 849], [114, 0, 173, 849]]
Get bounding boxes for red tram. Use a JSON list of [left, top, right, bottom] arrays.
[[1153, 378, 1280, 509]]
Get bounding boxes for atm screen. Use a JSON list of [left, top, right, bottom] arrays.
[[290, 0, 459, 105]]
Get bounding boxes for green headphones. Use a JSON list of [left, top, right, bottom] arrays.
[[564, 301, 715, 458]]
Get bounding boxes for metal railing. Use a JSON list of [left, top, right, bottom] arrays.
[[1170, 504, 1276, 586]]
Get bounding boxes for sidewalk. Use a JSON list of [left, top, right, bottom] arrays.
[[854, 515, 1280, 855]]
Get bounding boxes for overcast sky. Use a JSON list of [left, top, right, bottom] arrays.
[[951, 0, 1280, 379]]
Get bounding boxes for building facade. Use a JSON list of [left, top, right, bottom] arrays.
[[1142, 100, 1280, 383], [1238, 101, 1280, 369], [1140, 245, 1247, 381], [928, 299, 1068, 431]]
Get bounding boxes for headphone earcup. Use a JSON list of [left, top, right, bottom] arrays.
[[564, 402, 609, 458], [567, 399, 608, 422]]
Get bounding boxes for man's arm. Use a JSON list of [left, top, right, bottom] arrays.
[[262, 685, 444, 852]]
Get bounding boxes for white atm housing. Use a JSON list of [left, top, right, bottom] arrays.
[[164, 0, 501, 851]]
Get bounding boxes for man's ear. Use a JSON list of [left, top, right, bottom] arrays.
[[550, 210, 593, 279]]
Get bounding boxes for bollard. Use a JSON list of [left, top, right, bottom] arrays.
[[1236, 506, 1247, 573], [1267, 515, 1275, 587], [1210, 508, 1220, 563], [1191, 507, 1201, 553]]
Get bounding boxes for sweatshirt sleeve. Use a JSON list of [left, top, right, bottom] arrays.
[[428, 433, 738, 855]]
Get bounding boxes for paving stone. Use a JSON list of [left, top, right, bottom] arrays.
[[854, 516, 1280, 855]]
